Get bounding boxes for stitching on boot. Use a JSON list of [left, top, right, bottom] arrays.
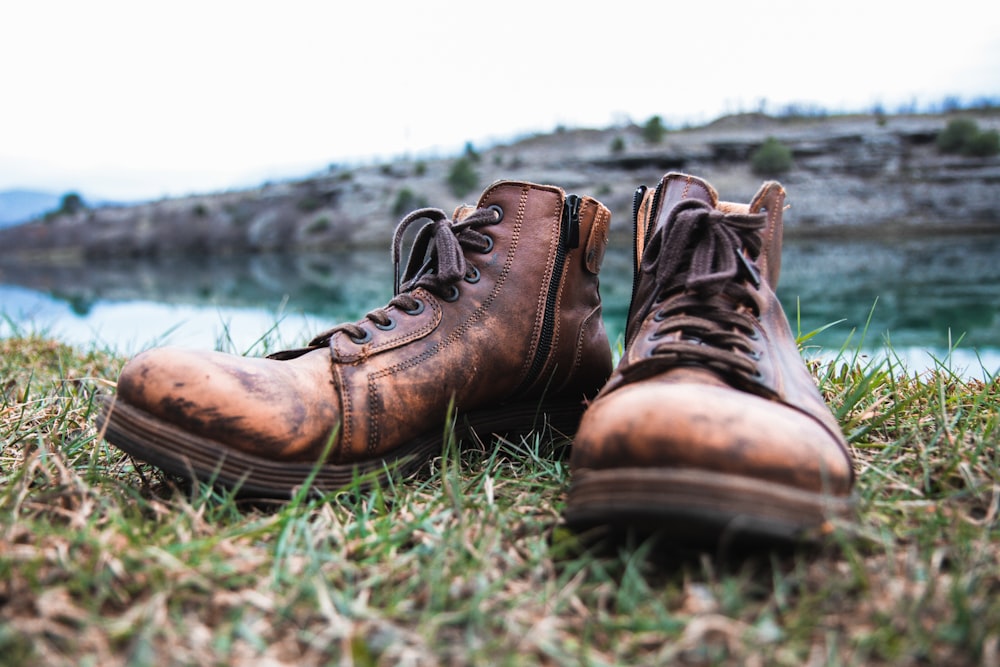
[[361, 186, 530, 454], [556, 304, 603, 394], [331, 363, 352, 460], [518, 185, 548, 382]]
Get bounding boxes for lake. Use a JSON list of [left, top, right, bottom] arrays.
[[2, 235, 999, 379]]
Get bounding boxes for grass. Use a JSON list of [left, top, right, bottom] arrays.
[[1, 331, 998, 666]]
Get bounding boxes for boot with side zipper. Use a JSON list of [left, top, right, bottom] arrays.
[[99, 181, 613, 497], [565, 173, 854, 544]]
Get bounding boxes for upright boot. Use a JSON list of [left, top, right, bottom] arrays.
[[565, 173, 854, 543], [99, 181, 613, 497]]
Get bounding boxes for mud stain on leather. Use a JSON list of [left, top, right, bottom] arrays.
[[157, 396, 236, 432], [157, 395, 292, 453], [228, 367, 280, 399]]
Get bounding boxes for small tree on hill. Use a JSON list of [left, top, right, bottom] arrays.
[[965, 129, 1000, 157], [750, 137, 793, 176], [937, 118, 979, 154], [463, 141, 481, 163], [641, 115, 666, 144], [447, 158, 479, 197], [937, 118, 1000, 157], [58, 192, 85, 215], [392, 187, 429, 216]]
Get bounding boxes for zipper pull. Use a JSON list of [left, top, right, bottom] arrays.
[[563, 194, 581, 249], [631, 185, 647, 231], [737, 247, 762, 288]]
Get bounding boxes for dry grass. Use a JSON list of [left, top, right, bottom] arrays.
[[1, 334, 998, 666]]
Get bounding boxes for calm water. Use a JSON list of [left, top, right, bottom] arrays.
[[2, 235, 999, 379]]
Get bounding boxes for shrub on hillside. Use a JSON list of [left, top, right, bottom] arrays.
[[463, 141, 481, 163], [937, 118, 1000, 157], [447, 158, 479, 197], [641, 115, 666, 144], [58, 192, 85, 215], [750, 137, 793, 176], [964, 128, 1000, 157], [937, 118, 979, 153], [392, 187, 429, 216]]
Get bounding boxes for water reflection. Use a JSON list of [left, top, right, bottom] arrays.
[[777, 235, 1000, 351], [1, 235, 998, 377]]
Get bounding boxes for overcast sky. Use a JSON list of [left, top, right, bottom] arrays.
[[1, 0, 997, 201]]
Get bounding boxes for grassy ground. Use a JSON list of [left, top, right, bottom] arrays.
[[1, 332, 998, 666]]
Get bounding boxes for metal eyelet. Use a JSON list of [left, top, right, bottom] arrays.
[[442, 285, 460, 302], [375, 317, 397, 331], [487, 204, 504, 222], [403, 299, 425, 316], [480, 235, 494, 254], [464, 265, 481, 284], [652, 310, 667, 321], [350, 329, 372, 344]]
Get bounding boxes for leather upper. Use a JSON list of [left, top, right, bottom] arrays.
[[572, 173, 854, 495], [114, 181, 613, 463]]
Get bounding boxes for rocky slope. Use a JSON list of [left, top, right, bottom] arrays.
[[2, 111, 998, 259]]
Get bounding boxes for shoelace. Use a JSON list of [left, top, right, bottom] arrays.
[[306, 206, 500, 346], [628, 198, 768, 380]]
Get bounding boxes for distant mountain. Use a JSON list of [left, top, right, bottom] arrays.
[[0, 189, 61, 227]]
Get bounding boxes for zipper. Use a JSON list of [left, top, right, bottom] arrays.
[[629, 185, 647, 318], [514, 193, 579, 395], [625, 183, 661, 339]]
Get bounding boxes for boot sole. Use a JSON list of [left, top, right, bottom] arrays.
[[97, 395, 583, 499], [564, 467, 853, 545]]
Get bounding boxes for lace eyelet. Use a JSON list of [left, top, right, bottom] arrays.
[[652, 310, 667, 322], [375, 317, 397, 331], [403, 299, 425, 316], [350, 329, 372, 345], [487, 204, 504, 223], [442, 285, 460, 302], [480, 234, 494, 254], [464, 265, 481, 284]]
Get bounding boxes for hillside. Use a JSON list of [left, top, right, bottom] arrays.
[[1, 111, 998, 258]]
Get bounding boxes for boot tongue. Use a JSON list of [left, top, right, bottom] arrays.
[[651, 172, 719, 232], [452, 204, 478, 221]]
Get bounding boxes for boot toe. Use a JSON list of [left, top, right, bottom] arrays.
[[114, 347, 341, 461], [571, 378, 852, 496]]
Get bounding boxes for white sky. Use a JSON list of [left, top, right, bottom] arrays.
[[1, 0, 997, 201]]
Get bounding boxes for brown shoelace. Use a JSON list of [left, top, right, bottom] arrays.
[[626, 198, 768, 382], [306, 206, 501, 346]]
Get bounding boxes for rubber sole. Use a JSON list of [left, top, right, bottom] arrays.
[[97, 395, 584, 499], [564, 467, 853, 546]]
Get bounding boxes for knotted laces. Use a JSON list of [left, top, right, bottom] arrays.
[[628, 198, 768, 382], [304, 205, 501, 347]]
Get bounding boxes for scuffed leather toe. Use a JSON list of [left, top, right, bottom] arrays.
[[116, 347, 341, 461], [571, 377, 853, 496]]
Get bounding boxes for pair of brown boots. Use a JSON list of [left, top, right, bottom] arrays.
[[98, 173, 854, 544]]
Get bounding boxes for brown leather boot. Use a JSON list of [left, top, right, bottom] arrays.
[[565, 173, 854, 543], [99, 181, 613, 497]]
